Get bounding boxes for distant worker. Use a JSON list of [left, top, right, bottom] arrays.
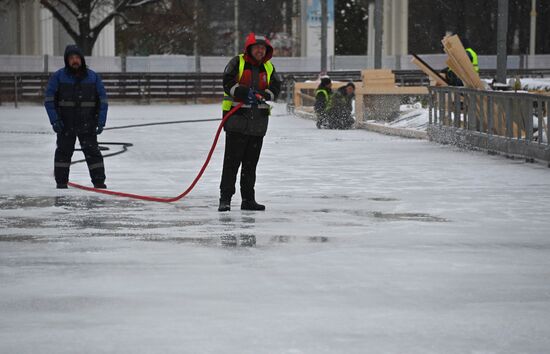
[[219, 33, 281, 212], [442, 37, 478, 86], [462, 38, 479, 73], [44, 45, 108, 189], [326, 82, 355, 129], [314, 76, 332, 129]]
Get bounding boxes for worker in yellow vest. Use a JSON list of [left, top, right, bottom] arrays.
[[462, 38, 479, 73], [314, 76, 332, 129], [218, 33, 281, 212]]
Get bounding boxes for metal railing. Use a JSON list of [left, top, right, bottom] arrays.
[[428, 86, 550, 164], [0, 70, 420, 106], [429, 86, 549, 145]]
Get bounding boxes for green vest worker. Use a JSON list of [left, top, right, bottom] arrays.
[[465, 47, 479, 73], [461, 37, 479, 73], [218, 33, 281, 212], [314, 76, 332, 129]]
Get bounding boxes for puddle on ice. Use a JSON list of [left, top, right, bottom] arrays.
[[0, 195, 144, 210], [221, 234, 257, 247], [140, 235, 219, 246], [370, 211, 448, 222], [313, 209, 448, 223], [0, 217, 49, 229], [269, 235, 329, 243], [0, 235, 42, 243], [368, 197, 399, 202], [138, 234, 330, 248]]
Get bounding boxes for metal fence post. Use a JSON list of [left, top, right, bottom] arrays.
[[428, 88, 433, 125], [506, 98, 512, 138], [537, 98, 544, 144], [546, 100, 550, 145], [446, 89, 452, 126], [454, 90, 461, 128], [488, 95, 494, 135], [43, 55, 49, 73], [526, 98, 534, 142], [469, 93, 476, 130], [14, 74, 18, 109], [437, 90, 445, 125]]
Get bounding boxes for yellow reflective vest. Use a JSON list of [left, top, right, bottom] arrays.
[[222, 54, 274, 111], [465, 48, 479, 72], [315, 88, 331, 111]]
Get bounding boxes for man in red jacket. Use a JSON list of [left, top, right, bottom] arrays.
[[219, 33, 281, 212]]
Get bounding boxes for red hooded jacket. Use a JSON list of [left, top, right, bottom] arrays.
[[222, 33, 281, 136]]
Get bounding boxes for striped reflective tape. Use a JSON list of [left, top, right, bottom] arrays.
[[229, 83, 239, 96], [58, 101, 76, 107]]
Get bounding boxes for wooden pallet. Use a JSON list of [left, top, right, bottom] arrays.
[[361, 69, 396, 87]]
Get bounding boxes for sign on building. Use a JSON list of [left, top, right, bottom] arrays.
[[303, 0, 334, 58]]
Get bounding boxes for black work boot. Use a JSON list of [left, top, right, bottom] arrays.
[[56, 183, 68, 189], [93, 182, 107, 189], [218, 199, 231, 212], [241, 200, 265, 211]]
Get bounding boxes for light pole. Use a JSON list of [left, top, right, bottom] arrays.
[[529, 0, 537, 57], [374, 0, 383, 69], [321, 0, 327, 72], [496, 0, 509, 84]]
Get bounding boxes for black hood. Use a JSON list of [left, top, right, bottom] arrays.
[[338, 82, 355, 95], [318, 76, 331, 89], [64, 45, 87, 74]]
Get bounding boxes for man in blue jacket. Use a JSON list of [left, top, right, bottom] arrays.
[[44, 45, 108, 189]]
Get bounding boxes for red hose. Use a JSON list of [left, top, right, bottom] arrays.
[[67, 103, 244, 203]]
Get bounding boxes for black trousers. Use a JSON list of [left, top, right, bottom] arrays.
[[220, 132, 264, 201], [54, 132, 105, 185]]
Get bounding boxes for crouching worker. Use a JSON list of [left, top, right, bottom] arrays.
[[44, 45, 108, 189], [218, 33, 281, 212], [327, 82, 355, 129], [314, 76, 332, 129]]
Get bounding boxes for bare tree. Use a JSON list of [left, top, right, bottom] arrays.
[[39, 0, 160, 55]]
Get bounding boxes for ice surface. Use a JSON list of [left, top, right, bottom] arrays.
[[1, 103, 550, 353]]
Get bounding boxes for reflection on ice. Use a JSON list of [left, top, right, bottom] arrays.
[[220, 234, 256, 247]]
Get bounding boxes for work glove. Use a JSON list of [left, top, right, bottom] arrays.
[[246, 88, 259, 105], [52, 120, 64, 133], [96, 125, 104, 135], [246, 88, 266, 105], [255, 90, 270, 102]]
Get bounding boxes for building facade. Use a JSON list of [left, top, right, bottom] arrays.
[[0, 0, 114, 56]]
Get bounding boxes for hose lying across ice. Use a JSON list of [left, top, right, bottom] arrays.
[[67, 103, 244, 203]]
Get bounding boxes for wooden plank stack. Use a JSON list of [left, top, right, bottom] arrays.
[[361, 69, 396, 87], [442, 35, 486, 90]]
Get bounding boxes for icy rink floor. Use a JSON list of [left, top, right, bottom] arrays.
[[1, 103, 550, 354]]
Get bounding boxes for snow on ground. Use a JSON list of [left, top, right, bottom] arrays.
[[366, 103, 429, 131], [521, 78, 550, 92], [1, 103, 550, 353]]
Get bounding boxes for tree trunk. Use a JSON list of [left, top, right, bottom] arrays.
[[78, 36, 96, 56]]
